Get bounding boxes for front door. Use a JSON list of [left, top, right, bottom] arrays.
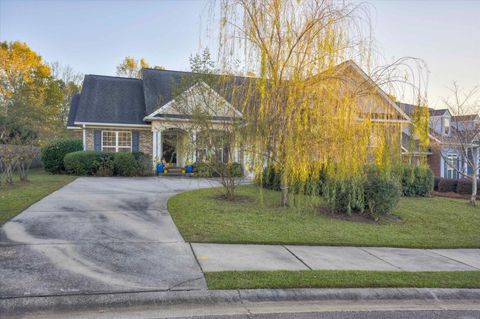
[[162, 131, 177, 165]]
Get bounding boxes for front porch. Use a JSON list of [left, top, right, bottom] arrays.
[[151, 123, 241, 170]]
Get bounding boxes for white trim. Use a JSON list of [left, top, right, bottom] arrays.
[[440, 156, 444, 178], [192, 131, 197, 162], [101, 130, 132, 153], [67, 126, 82, 130], [143, 81, 243, 120], [144, 116, 238, 124], [74, 121, 151, 128], [370, 119, 409, 124]]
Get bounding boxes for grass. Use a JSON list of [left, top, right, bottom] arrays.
[[168, 185, 480, 248], [0, 169, 76, 224], [205, 270, 480, 290]]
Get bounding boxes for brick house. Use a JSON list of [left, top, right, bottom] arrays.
[[67, 60, 412, 171]]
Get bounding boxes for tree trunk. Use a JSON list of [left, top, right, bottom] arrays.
[[471, 173, 477, 207]]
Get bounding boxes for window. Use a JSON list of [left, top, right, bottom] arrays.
[[443, 117, 450, 136], [446, 154, 457, 179], [102, 131, 132, 152]]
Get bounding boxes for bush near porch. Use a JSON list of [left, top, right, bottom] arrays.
[[168, 184, 480, 248], [63, 151, 152, 176]]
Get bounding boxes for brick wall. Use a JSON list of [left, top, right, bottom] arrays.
[[428, 148, 441, 177], [139, 130, 152, 155], [81, 128, 152, 156]]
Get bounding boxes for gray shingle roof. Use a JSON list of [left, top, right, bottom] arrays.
[[72, 75, 146, 125], [429, 108, 449, 116], [142, 69, 187, 116], [68, 64, 408, 127], [141, 68, 254, 116], [67, 93, 80, 127]]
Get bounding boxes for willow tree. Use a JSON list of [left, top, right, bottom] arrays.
[[215, 0, 409, 206]]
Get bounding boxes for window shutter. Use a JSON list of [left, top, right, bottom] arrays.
[[132, 131, 140, 152], [94, 130, 101, 151]]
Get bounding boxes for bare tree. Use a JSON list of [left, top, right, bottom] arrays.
[[49, 61, 83, 127], [432, 82, 480, 206], [167, 49, 244, 200]]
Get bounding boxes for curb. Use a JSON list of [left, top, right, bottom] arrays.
[[2, 288, 480, 317]]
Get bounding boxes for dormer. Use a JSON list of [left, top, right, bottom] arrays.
[[429, 109, 452, 137]]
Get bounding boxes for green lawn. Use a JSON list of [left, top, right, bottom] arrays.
[[0, 169, 76, 224], [206, 270, 480, 290], [168, 185, 480, 248]]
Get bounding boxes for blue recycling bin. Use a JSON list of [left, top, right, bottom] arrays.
[[156, 163, 165, 174], [186, 164, 193, 174]]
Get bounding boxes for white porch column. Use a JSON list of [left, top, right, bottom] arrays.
[[192, 131, 197, 163], [233, 144, 239, 162], [82, 125, 86, 150], [152, 129, 163, 166]]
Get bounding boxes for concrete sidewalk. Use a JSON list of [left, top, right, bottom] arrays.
[[191, 244, 480, 272]]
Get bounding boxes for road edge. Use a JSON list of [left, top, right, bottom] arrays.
[[2, 288, 480, 317]]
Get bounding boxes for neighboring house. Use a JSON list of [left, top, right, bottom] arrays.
[[67, 61, 410, 171], [397, 102, 480, 178]]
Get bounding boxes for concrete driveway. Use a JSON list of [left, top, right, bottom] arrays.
[[0, 177, 220, 298]]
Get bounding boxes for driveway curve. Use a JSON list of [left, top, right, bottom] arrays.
[[0, 177, 220, 298]]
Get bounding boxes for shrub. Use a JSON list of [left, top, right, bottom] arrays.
[[399, 165, 434, 197], [113, 152, 139, 176], [41, 138, 83, 173], [438, 178, 458, 193], [193, 162, 243, 178], [434, 177, 442, 191], [194, 162, 217, 177], [229, 162, 244, 177], [93, 155, 115, 176], [413, 166, 434, 197], [455, 179, 480, 195], [324, 176, 365, 216], [400, 165, 416, 197], [64, 151, 114, 176], [364, 173, 401, 220], [261, 166, 281, 191], [132, 151, 152, 176]]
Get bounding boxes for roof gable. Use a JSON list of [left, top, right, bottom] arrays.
[[145, 81, 242, 120]]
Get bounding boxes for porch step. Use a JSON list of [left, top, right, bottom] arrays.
[[163, 166, 185, 176]]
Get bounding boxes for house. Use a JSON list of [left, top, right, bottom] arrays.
[[67, 61, 411, 172], [397, 102, 480, 178]]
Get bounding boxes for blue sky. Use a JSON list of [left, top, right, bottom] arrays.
[[1, 0, 479, 107]]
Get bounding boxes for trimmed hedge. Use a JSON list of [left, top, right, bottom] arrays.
[[63, 151, 150, 176], [438, 178, 458, 193], [64, 151, 112, 175], [399, 165, 434, 197], [455, 179, 480, 195], [113, 152, 140, 177], [413, 166, 434, 196], [41, 138, 83, 173], [364, 173, 401, 220]]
